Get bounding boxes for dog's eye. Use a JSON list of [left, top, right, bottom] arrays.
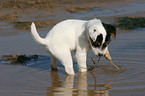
[[94, 29, 96, 32]]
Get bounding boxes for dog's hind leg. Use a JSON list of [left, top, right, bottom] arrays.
[[50, 47, 75, 75], [61, 50, 74, 75], [51, 55, 58, 70], [59, 51, 75, 75]]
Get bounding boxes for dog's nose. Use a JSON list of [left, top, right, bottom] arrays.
[[98, 53, 103, 56]]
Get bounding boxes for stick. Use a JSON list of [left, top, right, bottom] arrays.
[[109, 60, 120, 70], [92, 56, 101, 66], [88, 57, 101, 71], [104, 49, 120, 71]]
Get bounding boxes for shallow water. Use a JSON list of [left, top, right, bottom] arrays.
[[0, 29, 145, 96], [0, 0, 145, 96]]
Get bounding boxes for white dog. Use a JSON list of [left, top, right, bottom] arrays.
[[31, 18, 116, 75]]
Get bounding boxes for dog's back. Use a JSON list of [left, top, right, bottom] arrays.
[[31, 19, 88, 51], [46, 19, 87, 38]]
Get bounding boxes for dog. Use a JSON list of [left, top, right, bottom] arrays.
[[31, 18, 116, 75]]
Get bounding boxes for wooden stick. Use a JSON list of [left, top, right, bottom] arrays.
[[91, 57, 96, 66], [104, 49, 120, 71], [88, 57, 101, 71], [109, 60, 120, 70]]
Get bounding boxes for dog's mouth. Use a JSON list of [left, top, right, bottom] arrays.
[[90, 37, 101, 48], [89, 34, 111, 49], [89, 34, 103, 48]]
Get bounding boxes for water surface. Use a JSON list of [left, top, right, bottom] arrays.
[[0, 0, 145, 96], [0, 29, 145, 96]]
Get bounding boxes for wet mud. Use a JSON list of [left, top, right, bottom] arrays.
[[12, 21, 57, 31], [0, 0, 144, 35]]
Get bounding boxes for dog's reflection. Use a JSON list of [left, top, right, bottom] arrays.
[[47, 71, 111, 96]]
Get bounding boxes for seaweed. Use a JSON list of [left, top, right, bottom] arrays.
[[88, 57, 100, 71], [1, 54, 39, 65], [117, 17, 145, 30], [88, 56, 120, 71]]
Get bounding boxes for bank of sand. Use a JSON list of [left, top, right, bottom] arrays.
[[0, 0, 145, 36]]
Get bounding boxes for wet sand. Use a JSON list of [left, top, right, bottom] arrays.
[[0, 0, 145, 96]]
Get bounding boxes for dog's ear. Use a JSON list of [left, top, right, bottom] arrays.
[[102, 22, 116, 40]]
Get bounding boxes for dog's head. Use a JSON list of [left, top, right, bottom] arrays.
[[86, 19, 116, 56]]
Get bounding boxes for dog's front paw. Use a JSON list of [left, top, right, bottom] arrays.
[[79, 68, 87, 73], [67, 72, 75, 75], [65, 69, 75, 75]]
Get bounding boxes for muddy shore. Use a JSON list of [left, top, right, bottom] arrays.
[[0, 0, 145, 36]]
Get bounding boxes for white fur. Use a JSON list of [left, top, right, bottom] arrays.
[[31, 19, 108, 75]]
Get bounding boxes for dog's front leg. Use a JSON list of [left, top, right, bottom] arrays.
[[76, 50, 87, 73]]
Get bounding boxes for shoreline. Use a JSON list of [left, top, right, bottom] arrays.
[[0, 0, 145, 37], [0, 0, 145, 55]]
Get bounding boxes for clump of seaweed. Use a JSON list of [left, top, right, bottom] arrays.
[[88, 57, 101, 71], [1, 54, 39, 65], [117, 17, 145, 30], [88, 57, 120, 71]]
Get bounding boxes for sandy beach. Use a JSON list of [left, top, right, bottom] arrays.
[[0, 0, 145, 96]]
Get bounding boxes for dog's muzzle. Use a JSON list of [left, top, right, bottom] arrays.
[[89, 34, 103, 48], [98, 53, 103, 56], [89, 34, 111, 57]]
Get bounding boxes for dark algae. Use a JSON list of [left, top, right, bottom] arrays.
[[1, 54, 39, 65], [117, 17, 145, 30]]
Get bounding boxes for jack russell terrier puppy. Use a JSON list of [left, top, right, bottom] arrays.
[[31, 18, 116, 75]]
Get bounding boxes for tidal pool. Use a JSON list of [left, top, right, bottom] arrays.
[[0, 29, 145, 96]]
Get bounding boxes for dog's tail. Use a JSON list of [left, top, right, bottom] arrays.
[[31, 22, 46, 45]]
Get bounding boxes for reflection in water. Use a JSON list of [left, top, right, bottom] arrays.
[[47, 71, 111, 96]]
